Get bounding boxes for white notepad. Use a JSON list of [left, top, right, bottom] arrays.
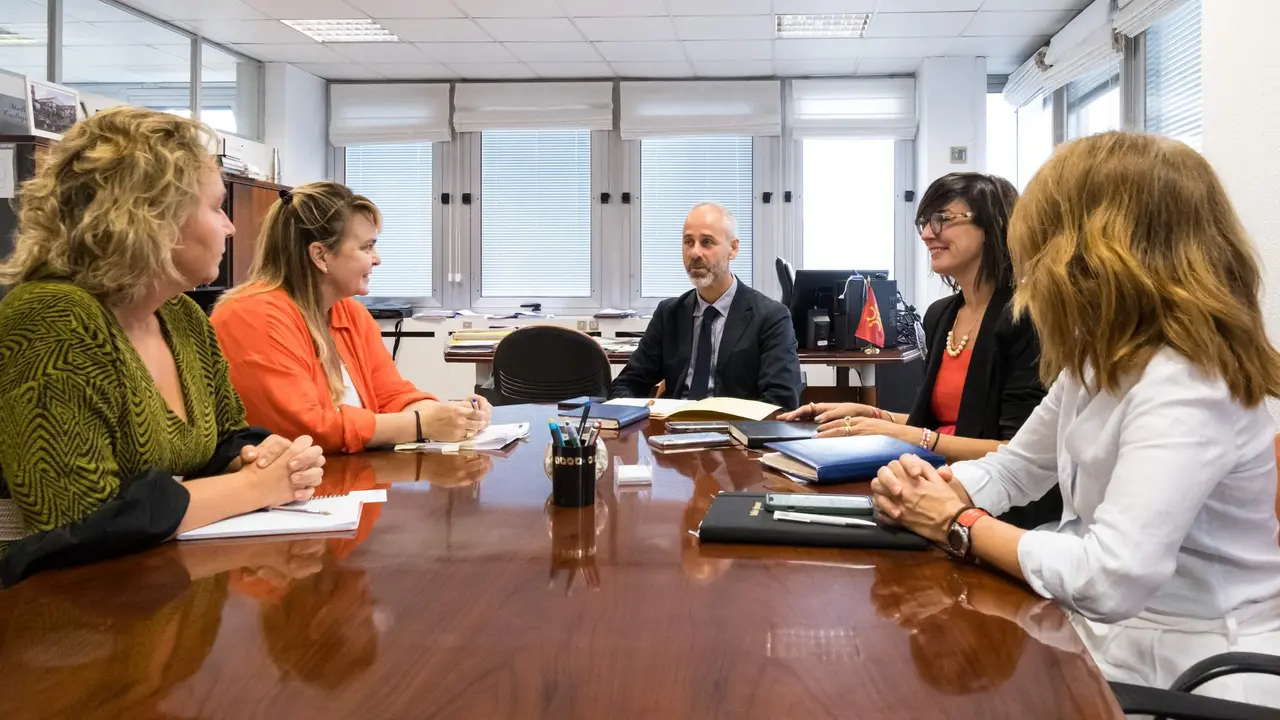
[[176, 491, 386, 541]]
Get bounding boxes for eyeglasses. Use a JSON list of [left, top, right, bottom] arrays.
[[916, 211, 975, 236]]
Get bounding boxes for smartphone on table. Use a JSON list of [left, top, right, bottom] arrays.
[[764, 492, 874, 517]]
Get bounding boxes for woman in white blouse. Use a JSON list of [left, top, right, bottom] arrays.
[[872, 131, 1280, 705]]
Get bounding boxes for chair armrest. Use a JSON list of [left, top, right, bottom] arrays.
[[1171, 652, 1280, 695], [1109, 681, 1280, 720]]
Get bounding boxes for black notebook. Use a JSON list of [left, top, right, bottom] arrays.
[[696, 492, 931, 551], [728, 421, 817, 449]]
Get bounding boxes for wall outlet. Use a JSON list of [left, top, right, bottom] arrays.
[[462, 321, 472, 329], [950, 146, 968, 164], [589, 320, 599, 331], [576, 320, 587, 331]]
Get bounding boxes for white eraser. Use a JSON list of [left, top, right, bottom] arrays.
[[615, 464, 653, 485]]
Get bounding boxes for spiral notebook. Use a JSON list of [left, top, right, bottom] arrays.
[[176, 490, 386, 541]]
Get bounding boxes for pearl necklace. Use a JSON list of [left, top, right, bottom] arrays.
[[945, 315, 981, 357]]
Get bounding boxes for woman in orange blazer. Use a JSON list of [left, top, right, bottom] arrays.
[[211, 182, 492, 454]]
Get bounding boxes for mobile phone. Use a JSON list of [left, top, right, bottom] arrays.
[[647, 432, 734, 450], [665, 421, 732, 433], [764, 493, 874, 516]]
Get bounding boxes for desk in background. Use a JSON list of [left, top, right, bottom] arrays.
[[445, 346, 922, 406], [0, 405, 1121, 719]]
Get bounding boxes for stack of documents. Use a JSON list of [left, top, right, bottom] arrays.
[[394, 422, 531, 453], [448, 328, 513, 352], [177, 489, 387, 540], [605, 397, 779, 421], [594, 308, 636, 318]]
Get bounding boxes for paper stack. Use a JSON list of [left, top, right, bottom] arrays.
[[395, 422, 531, 453]]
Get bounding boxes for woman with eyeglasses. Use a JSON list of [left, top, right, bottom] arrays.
[[781, 172, 1061, 529]]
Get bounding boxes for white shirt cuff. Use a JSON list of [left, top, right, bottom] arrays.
[[951, 460, 1011, 516]]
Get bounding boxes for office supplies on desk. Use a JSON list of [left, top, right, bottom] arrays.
[[696, 492, 929, 550], [395, 423, 531, 453], [560, 404, 648, 430], [178, 495, 371, 540], [728, 421, 818, 449], [605, 396, 779, 421], [772, 510, 877, 528], [665, 420, 733, 433], [647, 432, 735, 451], [558, 395, 606, 410], [760, 435, 945, 484]]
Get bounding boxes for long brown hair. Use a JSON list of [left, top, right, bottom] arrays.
[[1010, 131, 1280, 406], [218, 182, 380, 403]]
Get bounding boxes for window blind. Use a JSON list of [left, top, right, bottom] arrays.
[[620, 81, 781, 139], [480, 129, 592, 298], [454, 82, 612, 132], [640, 136, 753, 299], [329, 84, 451, 146], [1116, 0, 1194, 36], [1042, 0, 1119, 93], [1144, 0, 1202, 151], [345, 142, 434, 299], [790, 78, 917, 140]]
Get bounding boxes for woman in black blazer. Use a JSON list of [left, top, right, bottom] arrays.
[[781, 173, 1061, 529]]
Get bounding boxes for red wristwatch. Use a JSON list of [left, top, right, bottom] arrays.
[[944, 507, 989, 560]]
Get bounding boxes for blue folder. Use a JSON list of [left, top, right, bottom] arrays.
[[764, 435, 947, 484]]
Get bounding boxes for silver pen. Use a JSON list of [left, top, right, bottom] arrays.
[[773, 510, 876, 528]]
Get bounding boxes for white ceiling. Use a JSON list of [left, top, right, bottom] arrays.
[[1, 0, 1093, 84]]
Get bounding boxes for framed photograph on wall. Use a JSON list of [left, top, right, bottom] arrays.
[[26, 79, 78, 140], [0, 69, 28, 136]]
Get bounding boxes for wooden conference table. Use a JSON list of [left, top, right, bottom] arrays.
[[445, 346, 922, 406], [0, 405, 1121, 720]]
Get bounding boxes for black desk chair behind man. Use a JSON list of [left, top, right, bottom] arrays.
[[610, 202, 802, 409]]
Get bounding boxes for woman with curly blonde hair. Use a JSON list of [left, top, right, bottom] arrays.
[[872, 132, 1280, 705], [0, 107, 324, 585]]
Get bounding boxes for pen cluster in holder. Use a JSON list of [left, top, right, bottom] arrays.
[[544, 439, 608, 507]]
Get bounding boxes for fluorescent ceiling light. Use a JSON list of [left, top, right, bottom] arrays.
[[282, 19, 399, 43], [0, 28, 41, 46], [776, 13, 870, 39]]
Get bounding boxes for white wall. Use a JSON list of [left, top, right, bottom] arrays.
[[913, 56, 988, 312], [1202, 0, 1280, 421], [263, 63, 328, 186]]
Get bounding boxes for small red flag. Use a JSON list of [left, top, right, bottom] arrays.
[[855, 286, 886, 347]]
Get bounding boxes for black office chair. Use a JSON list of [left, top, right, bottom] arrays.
[[775, 257, 795, 307], [1110, 653, 1280, 719], [489, 325, 613, 407]]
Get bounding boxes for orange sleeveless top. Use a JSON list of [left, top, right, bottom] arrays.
[[930, 345, 973, 436]]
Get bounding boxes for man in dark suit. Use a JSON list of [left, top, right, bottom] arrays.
[[610, 202, 801, 409]]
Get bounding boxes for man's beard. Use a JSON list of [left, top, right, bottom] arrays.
[[687, 262, 725, 289]]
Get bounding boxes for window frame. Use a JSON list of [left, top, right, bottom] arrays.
[[466, 128, 605, 313], [336, 141, 445, 308]]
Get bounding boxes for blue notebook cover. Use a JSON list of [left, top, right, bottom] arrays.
[[559, 404, 650, 429], [764, 435, 946, 484]]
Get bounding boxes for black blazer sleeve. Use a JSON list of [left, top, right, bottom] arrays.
[[994, 316, 1046, 441], [755, 301, 803, 409], [609, 300, 669, 399]]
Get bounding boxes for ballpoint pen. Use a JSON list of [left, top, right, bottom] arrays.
[[578, 400, 591, 438], [259, 505, 331, 516], [772, 511, 875, 528]]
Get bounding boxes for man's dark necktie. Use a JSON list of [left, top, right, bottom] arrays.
[[688, 306, 719, 400]]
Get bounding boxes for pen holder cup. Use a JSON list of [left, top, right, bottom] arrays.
[[544, 440, 609, 508]]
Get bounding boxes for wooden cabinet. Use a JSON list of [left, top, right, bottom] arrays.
[[188, 176, 291, 313]]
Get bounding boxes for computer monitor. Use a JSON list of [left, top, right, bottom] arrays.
[[788, 269, 895, 350]]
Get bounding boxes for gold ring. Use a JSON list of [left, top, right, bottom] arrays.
[[844, 416, 853, 436]]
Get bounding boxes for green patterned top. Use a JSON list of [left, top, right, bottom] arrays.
[[0, 282, 248, 555]]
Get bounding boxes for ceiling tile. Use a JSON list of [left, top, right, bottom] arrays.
[[504, 41, 602, 62], [594, 40, 686, 63], [963, 10, 1076, 36], [453, 0, 565, 17], [945, 35, 1045, 58], [379, 18, 492, 41], [181, 20, 314, 44], [474, 17, 583, 41], [773, 0, 878, 13], [610, 61, 695, 78], [59, 22, 123, 46], [866, 12, 975, 38], [879, 0, 982, 10], [446, 62, 537, 78], [240, 0, 366, 19], [227, 43, 346, 63], [128, 0, 268, 21], [694, 60, 774, 77], [364, 62, 458, 78], [683, 40, 773, 61], [329, 42, 433, 63], [855, 57, 923, 74], [64, 0, 135, 22], [85, 21, 188, 45], [773, 38, 861, 60], [343, 0, 464, 17], [856, 37, 935, 57], [981, 0, 1091, 9], [295, 62, 383, 79], [574, 16, 677, 42], [528, 61, 614, 77], [65, 45, 185, 67], [559, 0, 668, 16], [773, 59, 857, 76], [670, 0, 772, 15], [675, 15, 775, 40], [986, 57, 1023, 74], [415, 41, 516, 62]]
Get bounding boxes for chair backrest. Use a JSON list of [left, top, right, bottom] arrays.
[[775, 257, 795, 307], [490, 325, 613, 407]]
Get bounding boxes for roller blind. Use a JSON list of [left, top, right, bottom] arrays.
[[1144, 0, 1202, 151], [620, 81, 781, 139], [479, 129, 592, 298], [329, 83, 451, 146], [345, 142, 434, 298], [1042, 0, 1119, 93], [790, 78, 917, 140], [454, 82, 612, 132], [640, 136, 753, 299]]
